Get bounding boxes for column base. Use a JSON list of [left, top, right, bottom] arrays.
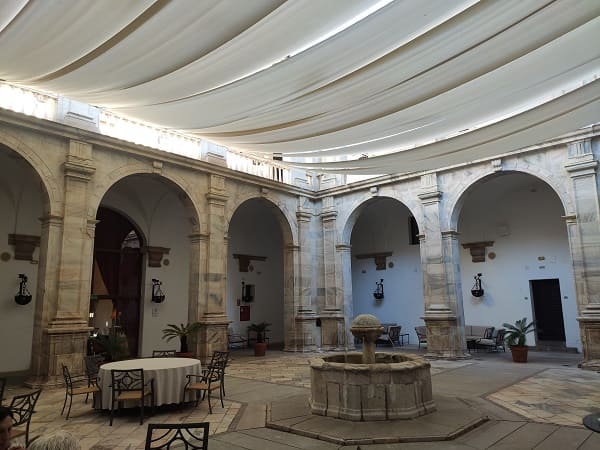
[[422, 306, 470, 360], [26, 326, 90, 388], [319, 311, 348, 350], [285, 310, 319, 352], [577, 309, 600, 368], [195, 317, 230, 363]]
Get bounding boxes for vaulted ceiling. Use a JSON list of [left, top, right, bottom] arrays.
[[1, 0, 599, 174]]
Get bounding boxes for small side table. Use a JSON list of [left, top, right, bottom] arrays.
[[399, 333, 410, 346]]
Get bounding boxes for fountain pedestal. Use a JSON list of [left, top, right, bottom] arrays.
[[309, 314, 436, 421]]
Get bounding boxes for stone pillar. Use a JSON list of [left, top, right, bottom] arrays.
[[289, 201, 318, 351], [418, 173, 468, 359], [195, 175, 229, 363], [564, 139, 600, 370], [27, 140, 96, 386], [336, 243, 355, 349], [320, 196, 345, 349]]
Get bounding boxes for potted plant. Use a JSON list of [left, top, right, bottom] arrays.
[[502, 317, 535, 363], [247, 322, 271, 356], [162, 322, 201, 357], [89, 333, 130, 362]]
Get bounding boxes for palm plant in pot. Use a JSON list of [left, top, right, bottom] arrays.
[[502, 317, 535, 362], [162, 322, 201, 357], [247, 322, 271, 356]]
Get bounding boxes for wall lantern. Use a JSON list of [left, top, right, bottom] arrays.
[[15, 273, 32, 305], [471, 273, 484, 297], [151, 278, 165, 303], [373, 279, 384, 301]]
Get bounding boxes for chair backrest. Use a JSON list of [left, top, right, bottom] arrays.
[[388, 326, 401, 341], [111, 369, 145, 392], [495, 328, 506, 344], [152, 350, 177, 358], [415, 326, 427, 341], [9, 389, 42, 427], [145, 422, 209, 449], [483, 327, 495, 339], [0, 377, 6, 404], [84, 354, 105, 377], [209, 351, 229, 369], [61, 364, 74, 389]]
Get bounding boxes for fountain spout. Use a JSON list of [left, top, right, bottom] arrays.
[[349, 314, 384, 364]]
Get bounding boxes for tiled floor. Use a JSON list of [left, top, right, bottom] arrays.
[[3, 347, 600, 449]]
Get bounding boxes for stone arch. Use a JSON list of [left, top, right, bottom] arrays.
[[340, 193, 422, 245], [90, 164, 202, 235], [446, 168, 572, 232], [226, 191, 297, 246], [0, 133, 59, 215]]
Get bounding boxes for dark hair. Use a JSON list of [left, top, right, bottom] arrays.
[[0, 406, 13, 421]]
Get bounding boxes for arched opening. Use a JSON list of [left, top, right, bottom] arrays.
[[90, 207, 144, 358], [0, 144, 50, 373], [349, 197, 423, 344], [92, 174, 199, 358], [456, 172, 578, 351], [226, 198, 290, 348]]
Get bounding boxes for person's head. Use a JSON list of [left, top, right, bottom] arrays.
[[27, 430, 81, 450], [0, 407, 14, 450]]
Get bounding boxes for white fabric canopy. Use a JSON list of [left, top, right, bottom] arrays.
[[0, 0, 598, 174]]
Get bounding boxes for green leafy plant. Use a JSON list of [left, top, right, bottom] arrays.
[[502, 317, 535, 347], [162, 322, 201, 353], [90, 333, 130, 362], [247, 322, 271, 343]]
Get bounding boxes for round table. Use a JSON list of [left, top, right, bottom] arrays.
[[97, 357, 201, 409]]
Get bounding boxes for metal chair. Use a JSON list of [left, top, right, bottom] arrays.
[[61, 364, 100, 419], [8, 389, 42, 446], [152, 350, 177, 358], [84, 354, 105, 402], [145, 422, 209, 449], [110, 369, 155, 426], [415, 326, 427, 349], [183, 363, 223, 414], [204, 351, 229, 396]]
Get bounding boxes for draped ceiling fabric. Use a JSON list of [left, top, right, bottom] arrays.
[[0, 0, 599, 175]]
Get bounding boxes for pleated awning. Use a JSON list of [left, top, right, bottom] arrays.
[[1, 0, 599, 174]]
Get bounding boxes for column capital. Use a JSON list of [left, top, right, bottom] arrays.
[[335, 243, 352, 252], [441, 230, 460, 239], [189, 232, 209, 243], [297, 210, 312, 222]]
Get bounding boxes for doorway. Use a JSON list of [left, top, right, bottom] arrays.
[[90, 207, 144, 357], [530, 279, 566, 346]]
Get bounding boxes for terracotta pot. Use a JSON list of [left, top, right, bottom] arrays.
[[510, 345, 528, 363], [254, 342, 267, 357]]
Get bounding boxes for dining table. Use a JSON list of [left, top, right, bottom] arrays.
[[97, 357, 201, 409]]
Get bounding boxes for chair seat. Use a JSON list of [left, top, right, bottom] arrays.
[[117, 389, 152, 401], [72, 385, 100, 395], [477, 338, 495, 346], [187, 382, 220, 392]]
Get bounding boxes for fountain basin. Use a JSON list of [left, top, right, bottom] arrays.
[[309, 352, 436, 421]]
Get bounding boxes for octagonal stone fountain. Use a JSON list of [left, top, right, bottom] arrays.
[[309, 314, 436, 421]]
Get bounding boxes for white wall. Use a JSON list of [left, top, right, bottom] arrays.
[[350, 198, 424, 341], [0, 150, 44, 372], [458, 173, 579, 350], [100, 175, 191, 356], [227, 200, 284, 344]]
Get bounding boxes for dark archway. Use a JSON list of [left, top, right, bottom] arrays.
[[91, 207, 144, 357]]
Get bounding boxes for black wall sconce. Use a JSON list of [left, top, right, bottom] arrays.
[[15, 273, 32, 305], [151, 278, 165, 303], [373, 279, 384, 301], [471, 273, 484, 297]]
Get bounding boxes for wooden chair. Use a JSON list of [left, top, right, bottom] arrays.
[[227, 330, 248, 349], [61, 364, 100, 419], [145, 422, 209, 449], [152, 350, 177, 358], [415, 326, 427, 349], [183, 363, 223, 414], [376, 325, 401, 347], [110, 369, 154, 426], [477, 328, 506, 352], [9, 389, 42, 446], [205, 351, 229, 396]]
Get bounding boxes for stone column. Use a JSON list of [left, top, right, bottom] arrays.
[[196, 175, 229, 362], [320, 196, 345, 349], [27, 140, 96, 386], [564, 139, 600, 370], [418, 173, 468, 359], [290, 202, 318, 351], [336, 243, 355, 349]]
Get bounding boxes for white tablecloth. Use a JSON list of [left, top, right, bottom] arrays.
[[97, 357, 201, 409]]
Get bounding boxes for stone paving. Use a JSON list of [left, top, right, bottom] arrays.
[[3, 349, 600, 449]]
